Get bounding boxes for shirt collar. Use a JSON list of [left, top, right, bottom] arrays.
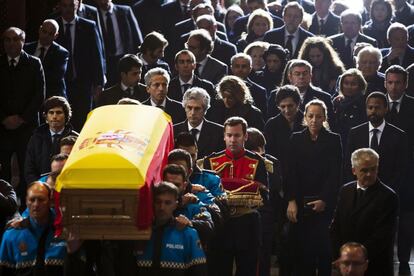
[[138, 53, 149, 66], [317, 14, 329, 22], [285, 28, 299, 37], [62, 17, 76, 25], [36, 42, 51, 51], [150, 97, 166, 107], [198, 56, 208, 67], [356, 183, 368, 191], [49, 129, 64, 136], [120, 82, 130, 91], [179, 75, 194, 86], [8, 55, 20, 64], [187, 120, 203, 132], [387, 93, 404, 104], [369, 120, 385, 133], [100, 3, 114, 15]]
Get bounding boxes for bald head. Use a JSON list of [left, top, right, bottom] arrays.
[[26, 182, 52, 224], [39, 19, 59, 47]]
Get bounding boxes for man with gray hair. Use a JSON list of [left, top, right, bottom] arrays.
[[380, 22, 414, 72], [142, 68, 185, 124], [174, 87, 224, 158], [331, 148, 398, 276], [24, 19, 69, 98], [356, 45, 386, 94], [329, 9, 377, 69]]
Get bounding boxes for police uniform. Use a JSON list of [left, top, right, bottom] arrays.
[[136, 219, 208, 276], [0, 216, 66, 276], [203, 148, 268, 276], [190, 167, 226, 200]]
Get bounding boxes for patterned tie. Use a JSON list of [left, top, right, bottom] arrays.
[[370, 128, 379, 152], [285, 35, 294, 57]]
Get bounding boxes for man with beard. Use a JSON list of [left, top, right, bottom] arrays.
[[345, 92, 408, 192]]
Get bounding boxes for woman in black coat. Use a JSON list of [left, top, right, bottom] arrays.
[[285, 99, 343, 276], [333, 69, 368, 149], [206, 75, 265, 130]]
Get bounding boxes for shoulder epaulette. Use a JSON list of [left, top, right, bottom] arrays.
[[264, 158, 274, 174]]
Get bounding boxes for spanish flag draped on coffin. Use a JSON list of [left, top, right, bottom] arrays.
[[54, 105, 174, 240]]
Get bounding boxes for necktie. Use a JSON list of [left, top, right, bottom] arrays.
[[370, 128, 379, 152], [345, 39, 353, 62], [319, 19, 324, 34], [105, 11, 116, 56], [52, 133, 62, 154], [64, 24, 74, 80], [156, 105, 165, 111], [39, 47, 46, 61], [9, 58, 15, 69], [182, 84, 191, 94], [391, 101, 398, 114], [355, 188, 365, 206], [388, 101, 399, 124], [285, 35, 294, 57], [195, 63, 201, 76], [190, 128, 199, 141]]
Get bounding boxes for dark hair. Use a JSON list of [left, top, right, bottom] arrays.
[[385, 65, 408, 84], [370, 0, 393, 23], [175, 132, 197, 148], [174, 49, 196, 65], [187, 29, 214, 54], [47, 170, 61, 184], [51, 153, 68, 163], [43, 96, 72, 123], [118, 54, 143, 74], [224, 116, 248, 135], [245, 127, 266, 151], [60, 135, 77, 148], [27, 181, 52, 199], [162, 164, 187, 182], [275, 85, 301, 106], [366, 91, 388, 107], [168, 149, 193, 170], [263, 44, 289, 72], [153, 181, 179, 200], [139, 31, 168, 54]]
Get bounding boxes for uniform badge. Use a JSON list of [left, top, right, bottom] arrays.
[[19, 241, 28, 256]]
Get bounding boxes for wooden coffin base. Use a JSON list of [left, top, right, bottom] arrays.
[[60, 189, 151, 240]]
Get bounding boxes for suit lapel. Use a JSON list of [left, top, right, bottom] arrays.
[[351, 181, 381, 217]]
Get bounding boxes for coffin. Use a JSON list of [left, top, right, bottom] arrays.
[[55, 105, 174, 240]]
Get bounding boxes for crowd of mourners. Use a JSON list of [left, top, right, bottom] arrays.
[[1, 0, 414, 275]]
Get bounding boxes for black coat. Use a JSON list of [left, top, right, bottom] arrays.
[[232, 12, 283, 41], [97, 83, 148, 106], [362, 21, 391, 49], [329, 33, 377, 69], [330, 180, 398, 276], [142, 97, 186, 124], [263, 26, 314, 59], [132, 0, 162, 36], [199, 55, 228, 85], [395, 1, 414, 27], [24, 41, 69, 98], [168, 75, 215, 102], [0, 180, 17, 238], [379, 45, 414, 72], [365, 72, 386, 94], [206, 101, 265, 131], [285, 128, 343, 212], [24, 124, 78, 183], [160, 0, 190, 39], [173, 119, 225, 159], [211, 37, 237, 66], [245, 78, 268, 119], [308, 11, 340, 37], [345, 122, 409, 191]]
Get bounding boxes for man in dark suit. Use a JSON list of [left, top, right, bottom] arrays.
[[331, 148, 398, 276], [138, 31, 171, 83], [94, 0, 143, 86], [329, 10, 377, 69], [308, 0, 340, 37], [98, 54, 147, 106], [174, 87, 224, 159], [287, 59, 335, 127], [263, 2, 314, 59], [230, 53, 268, 119], [56, 0, 106, 132], [345, 92, 409, 191], [232, 0, 284, 41], [24, 19, 69, 99], [160, 0, 191, 40], [142, 68, 186, 124], [196, 14, 237, 66], [380, 23, 414, 72], [168, 49, 215, 102], [394, 0, 414, 27], [132, 0, 162, 36], [383, 65, 414, 275], [186, 29, 227, 85], [0, 27, 45, 200]]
